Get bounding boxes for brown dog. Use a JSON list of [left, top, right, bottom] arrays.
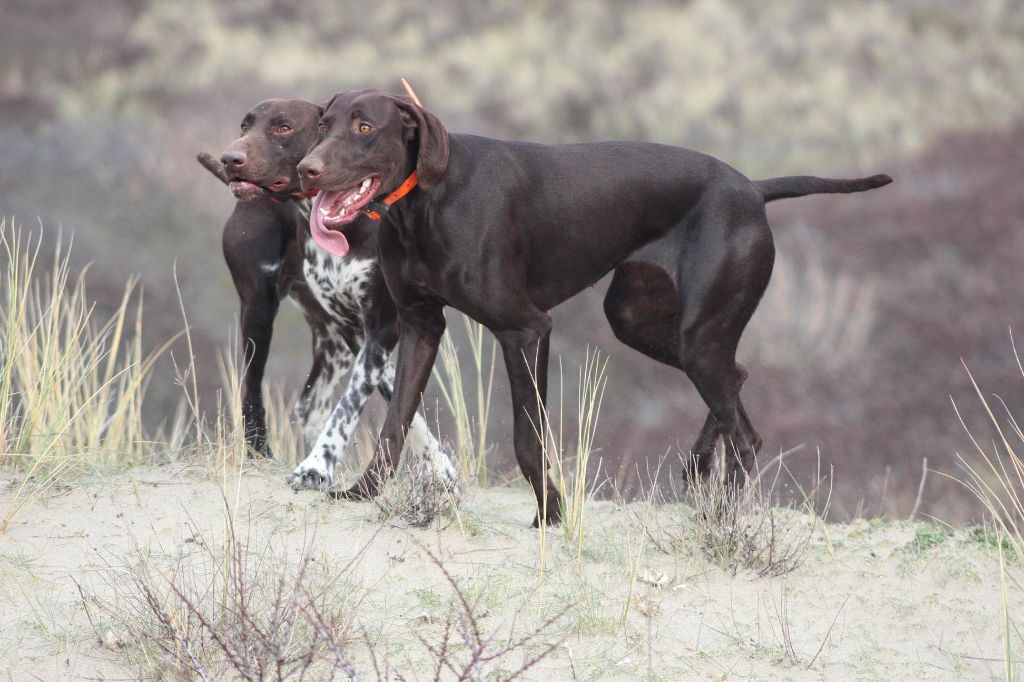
[[297, 89, 890, 524]]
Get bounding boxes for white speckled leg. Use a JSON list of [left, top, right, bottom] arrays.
[[293, 328, 353, 443], [289, 341, 381, 490], [288, 344, 458, 491]]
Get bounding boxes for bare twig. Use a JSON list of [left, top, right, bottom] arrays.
[[877, 465, 891, 518], [808, 594, 850, 668], [84, 515, 365, 681], [413, 543, 569, 680], [909, 457, 929, 520], [196, 151, 230, 185], [401, 78, 424, 107]]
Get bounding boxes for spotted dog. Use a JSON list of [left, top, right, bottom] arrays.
[[205, 96, 456, 491]]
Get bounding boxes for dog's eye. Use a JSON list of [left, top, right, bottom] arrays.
[[274, 125, 292, 135], [357, 123, 372, 134], [240, 123, 249, 132], [318, 123, 327, 135]]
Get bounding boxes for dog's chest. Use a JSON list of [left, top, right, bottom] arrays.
[[302, 242, 374, 326]]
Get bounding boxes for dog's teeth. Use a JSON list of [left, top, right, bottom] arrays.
[[361, 178, 371, 191], [319, 207, 330, 216]]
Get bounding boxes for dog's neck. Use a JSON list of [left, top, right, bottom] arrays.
[[363, 171, 419, 221], [378, 133, 462, 259], [375, 141, 432, 235]]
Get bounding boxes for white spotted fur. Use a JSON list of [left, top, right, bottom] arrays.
[[288, 240, 457, 491]]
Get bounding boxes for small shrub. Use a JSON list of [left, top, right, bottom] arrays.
[[902, 524, 949, 556], [688, 477, 818, 578], [410, 546, 568, 680], [644, 451, 829, 578], [373, 459, 463, 529], [79, 518, 363, 680]]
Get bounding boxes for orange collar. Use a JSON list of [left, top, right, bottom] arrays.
[[362, 171, 418, 220]]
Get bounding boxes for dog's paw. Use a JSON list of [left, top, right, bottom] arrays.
[[287, 462, 332, 491], [429, 445, 458, 475], [422, 441, 460, 487], [437, 473, 461, 497], [532, 504, 563, 528], [249, 440, 275, 460]]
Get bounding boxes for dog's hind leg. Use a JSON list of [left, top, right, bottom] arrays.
[[603, 260, 682, 368], [674, 201, 774, 483], [603, 258, 735, 479], [604, 259, 708, 477], [681, 363, 757, 481]]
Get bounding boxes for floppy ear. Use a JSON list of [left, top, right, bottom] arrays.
[[318, 92, 339, 118], [394, 97, 449, 190]]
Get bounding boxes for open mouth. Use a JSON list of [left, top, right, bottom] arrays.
[[228, 179, 265, 200], [227, 177, 291, 200], [313, 175, 382, 227], [307, 175, 382, 257]]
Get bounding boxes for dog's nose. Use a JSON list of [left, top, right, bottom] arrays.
[[298, 158, 323, 179], [221, 149, 247, 168]]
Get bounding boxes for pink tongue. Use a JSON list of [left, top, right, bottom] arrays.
[[309, 192, 351, 256]]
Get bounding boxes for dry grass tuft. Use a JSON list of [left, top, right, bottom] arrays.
[[954, 337, 1024, 678], [433, 315, 498, 488], [533, 348, 610, 571], [0, 222, 173, 532], [641, 450, 830, 578], [689, 477, 821, 578], [373, 456, 463, 530]]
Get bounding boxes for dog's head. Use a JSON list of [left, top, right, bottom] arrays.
[[219, 97, 323, 201], [297, 89, 449, 230]]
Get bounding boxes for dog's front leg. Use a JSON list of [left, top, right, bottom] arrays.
[[494, 313, 563, 527], [288, 338, 384, 491], [334, 304, 446, 501], [237, 283, 279, 458], [378, 359, 459, 489], [293, 322, 354, 443]]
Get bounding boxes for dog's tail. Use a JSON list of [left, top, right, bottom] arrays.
[[197, 151, 230, 186], [755, 174, 892, 203]]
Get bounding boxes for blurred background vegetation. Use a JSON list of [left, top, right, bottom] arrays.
[[2, 0, 1023, 520]]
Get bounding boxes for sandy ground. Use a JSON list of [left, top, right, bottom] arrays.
[[0, 462, 1019, 681]]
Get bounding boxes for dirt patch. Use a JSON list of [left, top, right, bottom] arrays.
[[0, 464, 1016, 680]]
